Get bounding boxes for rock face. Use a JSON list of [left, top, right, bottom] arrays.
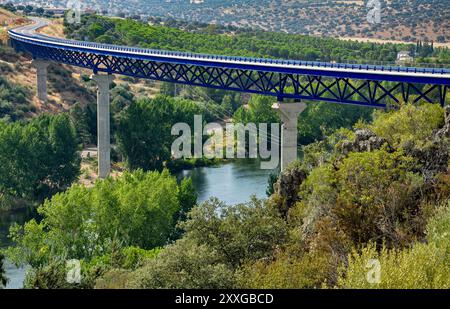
[[436, 105, 450, 139], [340, 129, 388, 155], [273, 166, 307, 217], [410, 106, 450, 180]]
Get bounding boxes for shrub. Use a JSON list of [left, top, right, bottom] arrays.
[[122, 198, 287, 288], [297, 149, 426, 249], [181, 198, 288, 267], [237, 249, 334, 289], [333, 149, 424, 246], [95, 269, 132, 289], [338, 201, 450, 289], [6, 170, 182, 270], [23, 259, 83, 289], [128, 237, 236, 289], [370, 103, 444, 149], [0, 76, 32, 120]]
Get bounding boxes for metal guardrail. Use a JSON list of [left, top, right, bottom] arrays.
[[8, 27, 450, 76]]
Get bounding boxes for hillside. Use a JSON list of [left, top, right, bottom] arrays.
[[0, 11, 96, 118], [3, 0, 449, 43], [0, 13, 162, 120], [65, 14, 450, 66], [0, 7, 28, 43], [6, 0, 447, 43]]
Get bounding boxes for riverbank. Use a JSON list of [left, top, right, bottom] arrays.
[[1, 159, 274, 288]]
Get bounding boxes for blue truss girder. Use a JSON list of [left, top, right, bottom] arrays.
[[9, 36, 450, 107]]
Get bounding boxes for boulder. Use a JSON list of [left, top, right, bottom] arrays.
[[340, 129, 388, 155], [273, 165, 308, 216]]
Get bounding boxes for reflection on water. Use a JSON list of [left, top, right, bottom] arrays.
[[0, 205, 39, 289], [0, 160, 274, 288], [177, 159, 275, 205], [0, 205, 39, 247]]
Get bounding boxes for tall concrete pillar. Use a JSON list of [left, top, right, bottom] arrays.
[[272, 102, 307, 171], [91, 73, 114, 179], [32, 59, 50, 102]]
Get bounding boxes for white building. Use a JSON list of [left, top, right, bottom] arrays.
[[396, 51, 414, 65]]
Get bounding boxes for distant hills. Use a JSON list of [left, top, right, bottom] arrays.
[[2, 0, 449, 43]]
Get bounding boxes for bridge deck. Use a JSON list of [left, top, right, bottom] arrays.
[[7, 18, 450, 107]]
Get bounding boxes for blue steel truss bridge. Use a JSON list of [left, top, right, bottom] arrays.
[[7, 17, 450, 176]]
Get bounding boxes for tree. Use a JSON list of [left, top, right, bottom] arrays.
[[297, 101, 373, 145], [233, 95, 279, 125], [123, 197, 287, 289], [41, 114, 81, 193], [34, 7, 44, 15], [0, 114, 80, 201], [170, 178, 198, 240], [6, 170, 182, 269], [180, 198, 288, 267], [69, 103, 92, 146], [116, 95, 205, 171], [116, 97, 175, 171], [23, 5, 33, 14]]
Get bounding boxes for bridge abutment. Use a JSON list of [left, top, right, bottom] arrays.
[[91, 73, 114, 179], [273, 102, 307, 171], [32, 59, 50, 102]]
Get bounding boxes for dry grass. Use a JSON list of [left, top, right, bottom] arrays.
[[37, 18, 66, 38], [0, 8, 29, 44], [1, 15, 97, 116], [79, 154, 125, 187]]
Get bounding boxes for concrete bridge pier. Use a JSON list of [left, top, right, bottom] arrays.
[[272, 102, 307, 171], [32, 59, 50, 102], [91, 73, 114, 179]]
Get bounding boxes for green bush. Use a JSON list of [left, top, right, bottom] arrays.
[[23, 259, 82, 289], [127, 237, 236, 289], [181, 198, 288, 267], [120, 198, 287, 288], [338, 202, 450, 289], [121, 246, 161, 270], [297, 149, 426, 249], [94, 268, 132, 289], [6, 170, 182, 268], [0, 76, 32, 121], [237, 249, 334, 289], [370, 103, 444, 149]]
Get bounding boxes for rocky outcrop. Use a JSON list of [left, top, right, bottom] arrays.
[[409, 106, 450, 180], [273, 165, 308, 217], [436, 105, 450, 139], [272, 106, 450, 215], [340, 129, 388, 155]]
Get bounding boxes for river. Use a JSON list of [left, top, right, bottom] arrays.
[[0, 159, 274, 289], [177, 159, 274, 204]]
